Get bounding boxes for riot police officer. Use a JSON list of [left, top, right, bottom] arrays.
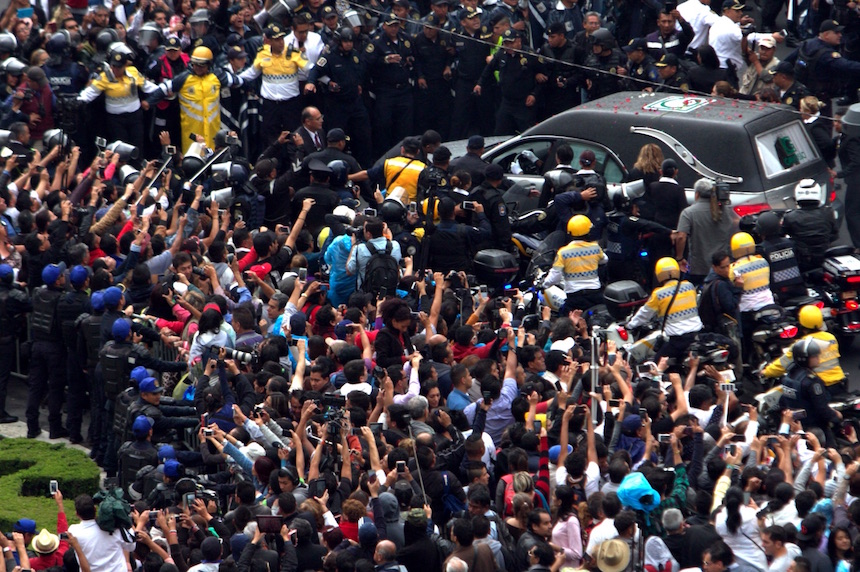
[[57, 266, 92, 444], [778, 337, 841, 446], [188, 9, 221, 57], [469, 164, 513, 252], [306, 28, 373, 169], [781, 179, 839, 270], [43, 33, 88, 95], [584, 28, 625, 100], [539, 23, 580, 118], [417, 145, 453, 200], [127, 376, 198, 447], [25, 263, 68, 439], [0, 264, 30, 424], [426, 196, 492, 273]]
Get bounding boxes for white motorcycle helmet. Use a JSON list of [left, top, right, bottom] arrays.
[[794, 178, 824, 207]]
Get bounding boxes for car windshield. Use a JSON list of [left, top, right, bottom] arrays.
[[755, 121, 820, 178]]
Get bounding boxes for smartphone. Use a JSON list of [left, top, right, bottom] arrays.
[[289, 529, 298, 546], [483, 390, 491, 402], [534, 420, 542, 432], [683, 426, 693, 437], [636, 364, 652, 376], [608, 399, 621, 408], [479, 284, 488, 296], [363, 208, 377, 217], [298, 267, 307, 281], [725, 444, 737, 456], [166, 145, 177, 155], [136, 204, 144, 217], [665, 0, 677, 9], [396, 460, 406, 474], [462, 201, 476, 211], [720, 383, 736, 393], [16, 7, 33, 18], [792, 410, 807, 421], [743, 491, 751, 505], [411, 311, 421, 319], [183, 492, 196, 510], [235, 213, 243, 222], [370, 422, 383, 436], [203, 428, 214, 437], [368, 473, 378, 484], [308, 478, 327, 498], [730, 434, 746, 442], [149, 511, 157, 527], [95, 136, 107, 148], [658, 434, 672, 443], [379, 286, 387, 298], [49, 480, 58, 496], [639, 408, 648, 418]]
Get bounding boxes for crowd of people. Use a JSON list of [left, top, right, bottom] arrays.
[[0, 0, 858, 571]]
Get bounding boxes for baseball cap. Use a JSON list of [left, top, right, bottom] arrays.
[[770, 60, 795, 75], [41, 262, 66, 285], [248, 262, 272, 281], [131, 415, 154, 438], [227, 45, 247, 60], [327, 128, 347, 142], [322, 5, 337, 18], [335, 319, 354, 340], [13, 519, 36, 534], [130, 366, 149, 385], [165, 37, 181, 50], [333, 205, 356, 222], [158, 444, 176, 462], [467, 135, 484, 149], [90, 291, 105, 312], [797, 516, 825, 541], [163, 459, 182, 478], [621, 414, 643, 433], [459, 6, 480, 19], [820, 19, 844, 32], [501, 29, 520, 42], [264, 23, 286, 38], [655, 53, 680, 67], [0, 263, 13, 283], [138, 377, 164, 394], [111, 318, 131, 341], [103, 286, 123, 307], [69, 264, 90, 286], [549, 337, 576, 353], [383, 13, 401, 25], [721, 0, 745, 9], [758, 36, 776, 48], [623, 38, 647, 52], [484, 164, 504, 181], [109, 51, 128, 66]]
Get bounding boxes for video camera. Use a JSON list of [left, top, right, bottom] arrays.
[[210, 345, 257, 365]]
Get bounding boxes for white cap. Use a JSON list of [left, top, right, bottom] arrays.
[[550, 337, 576, 353]]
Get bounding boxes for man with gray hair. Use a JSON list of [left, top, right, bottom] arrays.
[[445, 557, 468, 572], [661, 507, 721, 569], [375, 540, 407, 572], [408, 395, 434, 436], [675, 178, 736, 285]]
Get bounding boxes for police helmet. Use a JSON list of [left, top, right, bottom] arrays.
[[754, 210, 781, 238], [45, 32, 70, 56], [138, 22, 163, 50], [190, 9, 211, 25], [798, 305, 824, 330], [794, 178, 824, 207], [730, 232, 756, 259], [381, 199, 406, 225], [0, 33, 17, 54], [335, 27, 356, 42], [95, 29, 119, 53], [327, 160, 349, 187], [543, 169, 574, 193], [567, 214, 592, 238], [190, 46, 214, 65], [792, 337, 821, 369], [2, 58, 27, 77], [591, 28, 615, 49], [655, 257, 680, 283]]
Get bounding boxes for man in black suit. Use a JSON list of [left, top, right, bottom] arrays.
[[296, 106, 326, 155]]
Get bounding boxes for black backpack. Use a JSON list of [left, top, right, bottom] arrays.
[[361, 240, 399, 296], [697, 279, 721, 331]]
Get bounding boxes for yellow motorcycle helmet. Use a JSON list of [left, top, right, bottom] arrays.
[[730, 232, 756, 259], [654, 257, 680, 283], [566, 215, 592, 238], [798, 304, 824, 330], [190, 46, 213, 65]]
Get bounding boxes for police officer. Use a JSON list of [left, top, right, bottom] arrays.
[[573, 149, 610, 240], [413, 14, 454, 140], [539, 23, 580, 119], [80, 291, 105, 446], [622, 38, 660, 91], [128, 375, 198, 446], [769, 60, 811, 109], [605, 186, 674, 285], [655, 54, 691, 93], [584, 28, 625, 100], [778, 338, 841, 447], [476, 29, 543, 135], [363, 13, 420, 158], [730, 231, 776, 313], [426, 196, 492, 273], [754, 210, 807, 304], [57, 266, 92, 444], [350, 136, 427, 203], [470, 164, 513, 252], [781, 179, 839, 270], [0, 264, 30, 424], [645, 9, 694, 60], [43, 33, 88, 95], [240, 23, 309, 148], [626, 257, 704, 361], [305, 28, 373, 169], [148, 46, 241, 151], [25, 263, 68, 439], [449, 7, 493, 139], [766, 305, 847, 394], [77, 51, 161, 151], [543, 215, 607, 313], [118, 415, 159, 495], [187, 9, 221, 57], [787, 20, 860, 107], [417, 145, 453, 200]]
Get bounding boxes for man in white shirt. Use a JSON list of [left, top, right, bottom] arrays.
[[761, 525, 802, 572], [585, 493, 622, 557], [68, 495, 136, 572], [708, 0, 782, 71], [286, 13, 324, 84], [677, 0, 720, 50]]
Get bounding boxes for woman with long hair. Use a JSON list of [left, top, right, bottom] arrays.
[[188, 304, 233, 364], [714, 486, 767, 571], [373, 298, 415, 368], [828, 525, 853, 572], [552, 485, 584, 568], [506, 492, 533, 543]]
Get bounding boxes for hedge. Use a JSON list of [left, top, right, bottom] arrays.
[[0, 438, 100, 531]]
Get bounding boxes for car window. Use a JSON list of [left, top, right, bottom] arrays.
[[490, 139, 554, 175], [558, 140, 625, 183], [756, 121, 820, 179]]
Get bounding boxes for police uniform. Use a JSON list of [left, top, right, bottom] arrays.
[[758, 237, 807, 303], [426, 215, 493, 272], [363, 19, 421, 158], [730, 254, 776, 313], [543, 238, 607, 312], [239, 24, 308, 147], [779, 363, 839, 445], [644, 20, 695, 60], [25, 279, 67, 439], [478, 30, 544, 135], [43, 58, 88, 95], [789, 32, 860, 106], [780, 79, 812, 109], [584, 47, 625, 100], [449, 11, 494, 139], [765, 331, 846, 386], [656, 68, 691, 93], [538, 37, 580, 118], [127, 394, 199, 446], [77, 52, 161, 150], [413, 18, 454, 140], [417, 163, 452, 200], [605, 212, 672, 284], [470, 182, 513, 251], [781, 205, 840, 271], [627, 278, 704, 360], [308, 43, 373, 168], [0, 280, 31, 421], [57, 287, 91, 443], [547, 5, 584, 42], [624, 55, 660, 91]]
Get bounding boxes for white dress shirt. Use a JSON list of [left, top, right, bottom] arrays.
[[68, 520, 136, 572], [677, 0, 720, 50], [286, 31, 324, 81], [708, 15, 772, 71]]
